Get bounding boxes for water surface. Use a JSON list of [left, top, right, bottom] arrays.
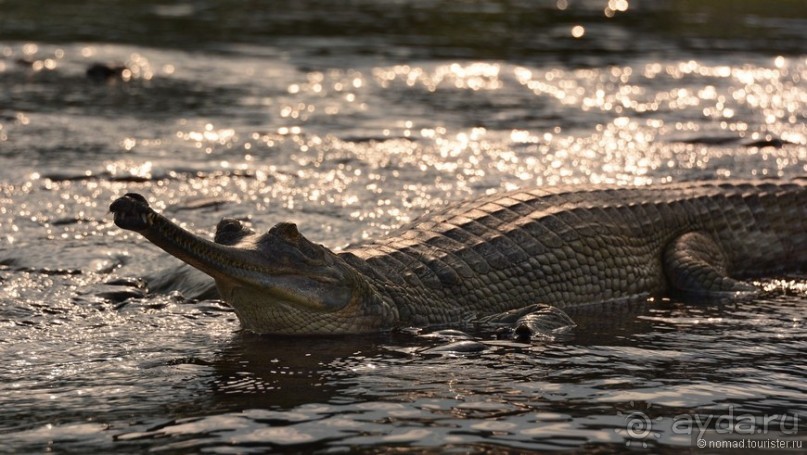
[[1, 1, 806, 452]]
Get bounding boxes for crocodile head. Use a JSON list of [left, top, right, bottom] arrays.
[[110, 193, 393, 334]]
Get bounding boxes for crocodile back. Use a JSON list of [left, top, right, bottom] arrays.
[[346, 180, 807, 324]]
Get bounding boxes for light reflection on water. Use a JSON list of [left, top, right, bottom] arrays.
[[1, 0, 806, 452], [4, 293, 803, 452]]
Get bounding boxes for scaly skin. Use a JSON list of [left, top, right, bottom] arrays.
[[110, 180, 807, 334]]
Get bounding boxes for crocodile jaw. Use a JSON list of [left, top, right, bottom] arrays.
[[110, 193, 391, 333], [110, 193, 153, 232]]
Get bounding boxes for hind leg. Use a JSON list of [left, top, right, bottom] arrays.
[[663, 232, 757, 297]]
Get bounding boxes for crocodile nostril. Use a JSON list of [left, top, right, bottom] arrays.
[[123, 193, 149, 206]]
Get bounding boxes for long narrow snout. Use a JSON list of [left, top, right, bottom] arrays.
[[110, 193, 253, 281], [110, 193, 154, 232], [109, 193, 358, 317]]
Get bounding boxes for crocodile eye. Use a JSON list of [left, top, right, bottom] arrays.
[[261, 223, 326, 263], [217, 218, 243, 234], [215, 218, 252, 245], [269, 222, 302, 243]]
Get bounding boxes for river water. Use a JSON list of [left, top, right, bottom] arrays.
[[1, 1, 806, 453]]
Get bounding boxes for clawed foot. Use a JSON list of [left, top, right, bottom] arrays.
[[480, 304, 577, 342]]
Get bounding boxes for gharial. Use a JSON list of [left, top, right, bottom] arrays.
[[110, 179, 807, 336]]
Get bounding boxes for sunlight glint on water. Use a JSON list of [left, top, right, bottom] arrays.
[[0, 0, 806, 452]]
